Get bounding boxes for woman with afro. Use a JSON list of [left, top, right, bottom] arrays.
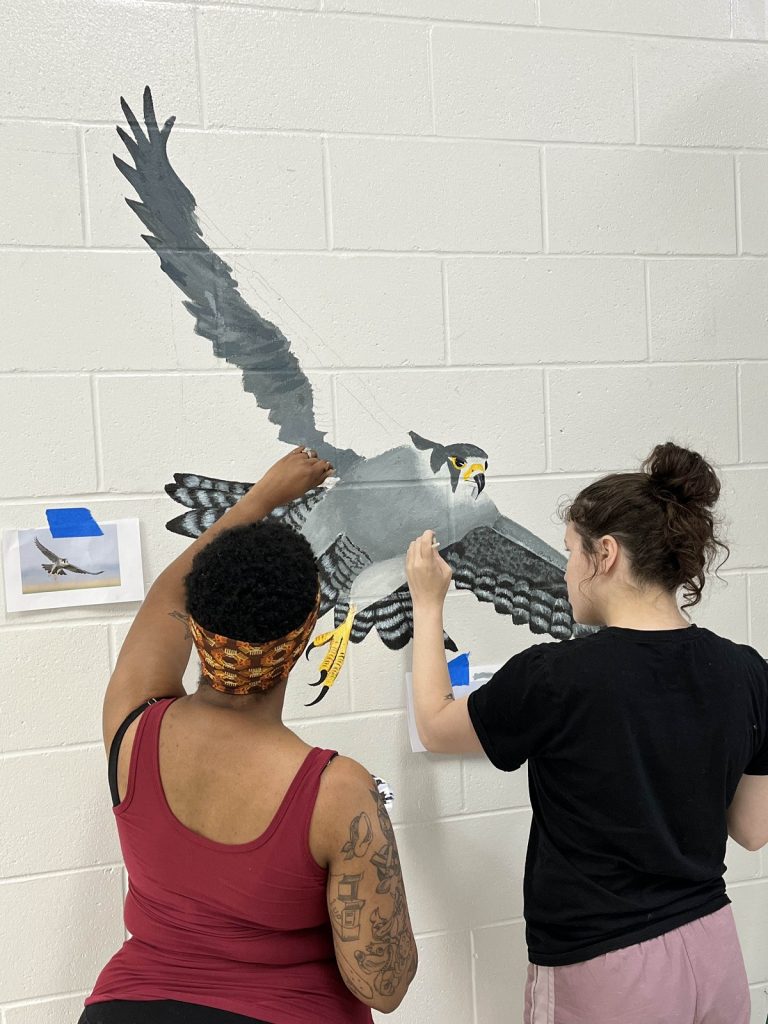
[[80, 447, 417, 1024]]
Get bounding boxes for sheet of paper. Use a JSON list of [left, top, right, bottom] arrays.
[[405, 661, 501, 753], [2, 518, 144, 613]]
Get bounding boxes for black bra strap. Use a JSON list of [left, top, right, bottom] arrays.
[[108, 698, 162, 807]]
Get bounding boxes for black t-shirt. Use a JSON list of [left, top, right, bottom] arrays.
[[467, 624, 768, 967]]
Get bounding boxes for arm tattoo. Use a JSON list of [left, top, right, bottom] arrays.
[[443, 691, 456, 701], [358, 787, 417, 995], [331, 788, 417, 1000], [168, 609, 192, 640], [341, 811, 373, 860]]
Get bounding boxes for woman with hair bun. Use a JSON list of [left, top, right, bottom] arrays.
[[407, 441, 767, 1024]]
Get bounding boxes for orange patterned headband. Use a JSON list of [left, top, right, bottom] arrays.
[[187, 591, 321, 695]]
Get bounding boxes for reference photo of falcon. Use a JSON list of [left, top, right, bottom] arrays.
[[115, 88, 591, 705], [34, 537, 104, 578]]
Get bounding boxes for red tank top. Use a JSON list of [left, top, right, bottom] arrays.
[[86, 699, 373, 1024]]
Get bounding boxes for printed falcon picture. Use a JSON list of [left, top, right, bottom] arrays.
[[34, 537, 104, 577], [114, 88, 592, 705]]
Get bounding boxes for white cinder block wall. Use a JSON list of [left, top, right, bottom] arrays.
[[2, 1, 768, 1021]]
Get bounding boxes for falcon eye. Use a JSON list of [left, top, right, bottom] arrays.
[[451, 457, 467, 469]]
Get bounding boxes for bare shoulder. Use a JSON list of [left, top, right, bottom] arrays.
[[310, 756, 383, 868]]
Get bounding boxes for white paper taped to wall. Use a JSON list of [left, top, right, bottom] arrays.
[[2, 518, 145, 613], [405, 659, 501, 753]]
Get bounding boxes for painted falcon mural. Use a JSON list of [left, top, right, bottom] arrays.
[[115, 88, 591, 705]]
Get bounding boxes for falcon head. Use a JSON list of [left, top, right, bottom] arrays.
[[409, 431, 488, 496]]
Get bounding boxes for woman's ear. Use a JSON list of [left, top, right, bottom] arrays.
[[597, 535, 620, 574]]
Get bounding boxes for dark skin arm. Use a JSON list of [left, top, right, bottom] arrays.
[[102, 447, 333, 750]]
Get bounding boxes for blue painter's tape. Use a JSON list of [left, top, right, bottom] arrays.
[[45, 507, 104, 538], [448, 652, 470, 688]]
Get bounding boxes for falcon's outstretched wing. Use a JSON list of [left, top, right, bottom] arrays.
[[115, 87, 360, 475], [34, 537, 60, 562], [64, 562, 104, 576], [442, 516, 591, 640], [341, 515, 590, 652], [164, 473, 327, 538]]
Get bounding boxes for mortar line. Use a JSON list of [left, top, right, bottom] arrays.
[[10, 116, 768, 154], [734, 154, 743, 254], [193, 5, 208, 129], [737, 362, 745, 462], [427, 24, 438, 134], [539, 147, 549, 252], [469, 928, 480, 1024], [128, 0, 765, 43], [644, 260, 653, 360], [441, 260, 451, 364], [0, 863, 124, 884], [321, 136, 334, 250], [90, 374, 105, 491], [543, 369, 552, 471], [76, 127, 92, 246]]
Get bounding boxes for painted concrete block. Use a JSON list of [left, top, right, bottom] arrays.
[[749, 573, 768, 651], [473, 919, 528, 1024], [637, 40, 768, 147], [200, 8, 431, 133], [4, 994, 89, 1024], [86, 127, 326, 250], [1, 252, 210, 373], [0, 124, 82, 245], [1, 625, 109, 752], [394, 809, 531, 931], [547, 148, 736, 255], [539, 0, 730, 37], [0, 0, 198, 122], [463, 755, 530, 815], [740, 155, 768, 254], [649, 260, 768, 362], [329, 138, 541, 252], [292, 710, 463, 825], [731, 880, 768, 983], [333, 368, 546, 476], [689, 574, 749, 646], [0, 376, 97, 498], [548, 364, 739, 471], [163, 254, 444, 370], [741, 364, 768, 464], [326, 0, 536, 22], [726, 837, 763, 884], [447, 257, 646, 365], [0, 868, 124, 1001], [372, 930, 472, 1024], [96, 372, 332, 493], [1, 747, 120, 877], [720, 470, 768, 570], [433, 28, 634, 142], [732, 0, 767, 39]]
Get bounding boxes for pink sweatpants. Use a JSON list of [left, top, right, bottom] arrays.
[[524, 906, 750, 1024]]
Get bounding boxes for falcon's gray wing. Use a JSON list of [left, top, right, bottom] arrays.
[[115, 87, 360, 475], [64, 563, 104, 576], [34, 537, 60, 562], [164, 473, 327, 538], [442, 516, 591, 640]]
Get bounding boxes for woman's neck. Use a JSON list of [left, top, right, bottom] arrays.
[[599, 589, 691, 631]]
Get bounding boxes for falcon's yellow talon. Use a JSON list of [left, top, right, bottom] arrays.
[[304, 605, 356, 705]]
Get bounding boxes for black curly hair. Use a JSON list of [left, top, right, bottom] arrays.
[[184, 521, 320, 642]]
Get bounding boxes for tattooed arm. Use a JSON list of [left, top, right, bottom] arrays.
[[311, 757, 417, 1013]]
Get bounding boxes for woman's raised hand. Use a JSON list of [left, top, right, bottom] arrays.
[[405, 529, 453, 609], [256, 447, 335, 507]]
